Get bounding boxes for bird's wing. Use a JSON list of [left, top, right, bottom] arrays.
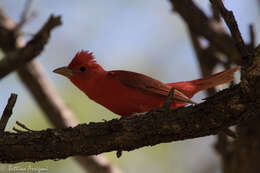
[[107, 70, 196, 104]]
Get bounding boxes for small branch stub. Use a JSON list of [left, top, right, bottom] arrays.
[[116, 150, 122, 158], [0, 93, 18, 131], [14, 121, 35, 132]]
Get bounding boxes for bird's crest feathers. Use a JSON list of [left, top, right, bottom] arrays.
[[68, 50, 97, 68]]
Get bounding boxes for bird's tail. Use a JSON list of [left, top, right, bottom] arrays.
[[167, 66, 240, 98]]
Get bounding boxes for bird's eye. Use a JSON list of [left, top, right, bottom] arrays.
[[79, 66, 86, 72]]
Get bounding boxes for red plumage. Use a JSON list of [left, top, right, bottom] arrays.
[[54, 51, 240, 116]]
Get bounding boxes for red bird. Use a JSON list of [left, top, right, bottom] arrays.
[[53, 51, 239, 116]]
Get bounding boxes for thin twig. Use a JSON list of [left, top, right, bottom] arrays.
[[16, 121, 34, 132], [0, 15, 62, 79], [12, 127, 24, 133], [210, 0, 250, 58], [0, 93, 18, 131], [15, 0, 34, 31], [169, 0, 241, 64], [211, 2, 221, 21], [249, 24, 255, 49]]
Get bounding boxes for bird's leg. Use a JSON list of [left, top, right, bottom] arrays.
[[162, 88, 174, 110]]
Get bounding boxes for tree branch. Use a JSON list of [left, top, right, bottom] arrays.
[[169, 0, 241, 64], [0, 15, 61, 79], [15, 0, 34, 31], [0, 81, 257, 163], [0, 93, 17, 131], [210, 0, 251, 58]]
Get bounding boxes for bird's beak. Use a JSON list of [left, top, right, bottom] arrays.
[[53, 66, 74, 77]]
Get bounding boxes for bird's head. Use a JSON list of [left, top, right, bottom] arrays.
[[53, 50, 105, 81]]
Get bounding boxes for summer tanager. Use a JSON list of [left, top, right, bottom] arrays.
[[53, 51, 239, 116]]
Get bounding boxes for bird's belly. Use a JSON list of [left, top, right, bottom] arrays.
[[83, 80, 187, 117], [108, 95, 164, 116], [90, 87, 165, 116], [100, 92, 187, 116]]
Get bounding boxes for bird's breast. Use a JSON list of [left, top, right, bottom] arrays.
[[80, 77, 165, 116]]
